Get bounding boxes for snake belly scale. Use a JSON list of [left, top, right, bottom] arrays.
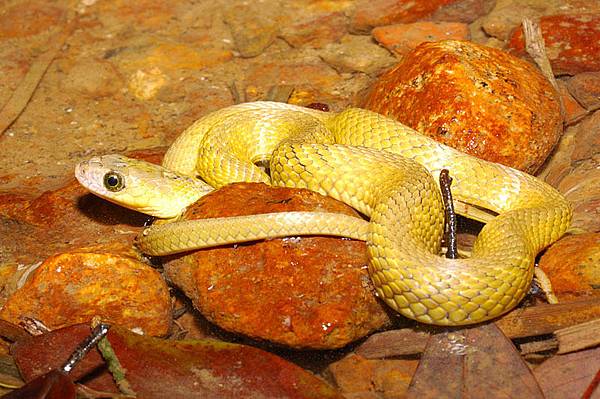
[[75, 101, 572, 326]]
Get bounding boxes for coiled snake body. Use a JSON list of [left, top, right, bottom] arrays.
[[76, 101, 572, 326]]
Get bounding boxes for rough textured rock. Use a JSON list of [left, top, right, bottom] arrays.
[[508, 14, 600, 76], [0, 243, 172, 336], [567, 72, 600, 110], [362, 40, 562, 173], [372, 22, 470, 57], [280, 12, 347, 49], [350, 0, 491, 33], [319, 34, 397, 75], [0, 1, 65, 39], [481, 0, 600, 41], [224, 3, 280, 58], [327, 354, 418, 398], [0, 149, 162, 266], [163, 183, 393, 349], [538, 233, 600, 301]]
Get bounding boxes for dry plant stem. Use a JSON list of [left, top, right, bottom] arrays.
[[533, 267, 558, 304], [0, 15, 78, 137], [519, 337, 558, 355], [522, 18, 565, 119], [556, 318, 600, 354], [440, 169, 458, 259], [96, 335, 136, 396]]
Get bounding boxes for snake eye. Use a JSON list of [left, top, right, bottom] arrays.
[[103, 171, 125, 192]]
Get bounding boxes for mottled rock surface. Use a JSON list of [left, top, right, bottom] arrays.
[[350, 0, 492, 33], [362, 40, 562, 173], [0, 243, 172, 336], [538, 233, 600, 301], [319, 34, 397, 75], [327, 353, 418, 399], [164, 183, 393, 349], [372, 22, 469, 57], [508, 14, 600, 75]]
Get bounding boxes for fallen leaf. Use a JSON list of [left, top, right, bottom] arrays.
[[407, 323, 543, 398], [11, 324, 342, 398], [534, 345, 600, 399]]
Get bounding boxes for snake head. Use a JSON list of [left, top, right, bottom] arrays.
[[75, 154, 212, 219]]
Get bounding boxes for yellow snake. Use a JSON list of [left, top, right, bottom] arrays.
[[75, 101, 572, 326]]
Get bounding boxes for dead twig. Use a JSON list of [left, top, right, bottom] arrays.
[[439, 169, 458, 259], [522, 18, 565, 119], [0, 15, 78, 137]]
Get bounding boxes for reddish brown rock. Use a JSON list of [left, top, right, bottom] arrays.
[[327, 354, 418, 398], [372, 22, 469, 57], [60, 59, 123, 99], [164, 183, 393, 349], [0, 1, 65, 39], [567, 72, 600, 110], [280, 12, 347, 49], [538, 233, 600, 302], [0, 243, 172, 336], [362, 40, 562, 173], [0, 149, 163, 265], [350, 0, 490, 33], [557, 80, 587, 125], [319, 35, 397, 75], [508, 14, 600, 76]]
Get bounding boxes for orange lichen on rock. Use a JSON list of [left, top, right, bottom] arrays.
[[164, 183, 393, 349], [362, 40, 562, 173], [538, 233, 600, 301], [0, 243, 172, 336], [508, 14, 600, 76]]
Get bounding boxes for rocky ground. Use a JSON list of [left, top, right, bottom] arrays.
[[1, 0, 600, 397]]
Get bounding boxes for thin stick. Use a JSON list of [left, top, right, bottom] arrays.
[[0, 14, 78, 137], [440, 169, 458, 259], [97, 332, 136, 396], [61, 323, 110, 374], [522, 18, 565, 119]]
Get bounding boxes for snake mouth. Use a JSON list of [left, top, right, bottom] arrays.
[[74, 160, 90, 186]]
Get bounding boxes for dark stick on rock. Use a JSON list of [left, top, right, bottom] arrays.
[[61, 323, 111, 374], [440, 169, 458, 259]]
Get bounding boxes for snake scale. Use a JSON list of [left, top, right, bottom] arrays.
[[76, 101, 572, 326]]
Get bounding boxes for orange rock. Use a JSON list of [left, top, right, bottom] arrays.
[[362, 40, 562, 173], [372, 22, 469, 57], [327, 354, 418, 398], [538, 233, 600, 301], [0, 1, 64, 39], [0, 149, 163, 265], [163, 183, 393, 349], [351, 0, 491, 33], [0, 243, 172, 336], [134, 43, 233, 72], [280, 12, 347, 49], [351, 0, 453, 33], [508, 14, 600, 75]]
